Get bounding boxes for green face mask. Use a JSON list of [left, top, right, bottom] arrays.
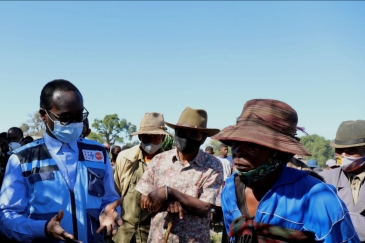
[[236, 158, 282, 183]]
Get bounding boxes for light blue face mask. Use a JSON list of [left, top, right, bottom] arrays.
[[47, 114, 83, 143]]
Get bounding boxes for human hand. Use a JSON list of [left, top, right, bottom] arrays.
[[97, 197, 124, 236], [166, 201, 185, 219], [147, 187, 166, 212], [46, 210, 81, 243], [141, 195, 150, 211]]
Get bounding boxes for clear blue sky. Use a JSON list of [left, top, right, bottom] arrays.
[[0, 1, 364, 143]]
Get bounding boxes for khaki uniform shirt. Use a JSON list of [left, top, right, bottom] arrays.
[[349, 171, 365, 204]]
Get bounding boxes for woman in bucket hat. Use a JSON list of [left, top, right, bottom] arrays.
[[212, 99, 359, 243]]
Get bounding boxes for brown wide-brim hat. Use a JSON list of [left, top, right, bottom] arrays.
[[330, 120, 365, 148], [165, 107, 220, 137], [130, 112, 172, 138], [212, 99, 311, 156]]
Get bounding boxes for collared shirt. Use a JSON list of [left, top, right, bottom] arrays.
[[135, 149, 223, 243], [222, 166, 359, 243], [349, 171, 365, 204], [0, 133, 119, 242]]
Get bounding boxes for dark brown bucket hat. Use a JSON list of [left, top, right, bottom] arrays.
[[330, 120, 365, 148], [212, 99, 311, 156], [165, 107, 220, 137]]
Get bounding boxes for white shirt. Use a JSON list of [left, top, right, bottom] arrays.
[[217, 155, 233, 181]]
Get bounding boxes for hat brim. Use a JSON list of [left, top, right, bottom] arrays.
[[130, 128, 172, 138], [212, 122, 311, 156], [330, 140, 365, 148], [165, 121, 220, 137]]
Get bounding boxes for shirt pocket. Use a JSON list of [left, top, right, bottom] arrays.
[[87, 168, 105, 197]]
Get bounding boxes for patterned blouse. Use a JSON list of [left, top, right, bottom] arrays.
[[135, 149, 224, 243]]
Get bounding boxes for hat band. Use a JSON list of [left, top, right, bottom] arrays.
[[140, 126, 167, 131], [335, 137, 365, 145], [176, 123, 206, 129]]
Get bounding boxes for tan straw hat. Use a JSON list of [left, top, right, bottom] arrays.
[[130, 112, 171, 137], [330, 120, 365, 148], [165, 107, 220, 137], [212, 99, 311, 156]]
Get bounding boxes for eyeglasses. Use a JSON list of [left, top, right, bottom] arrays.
[[46, 107, 89, 125]]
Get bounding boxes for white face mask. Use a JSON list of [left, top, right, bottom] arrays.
[[8, 142, 21, 151], [341, 155, 360, 167], [140, 142, 162, 155]]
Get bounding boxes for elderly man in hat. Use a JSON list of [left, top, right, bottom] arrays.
[[113, 112, 171, 243], [213, 99, 359, 243], [135, 107, 224, 243], [320, 120, 365, 242]]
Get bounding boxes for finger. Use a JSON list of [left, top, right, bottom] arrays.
[[112, 223, 119, 235], [116, 216, 123, 226], [148, 201, 153, 212], [106, 197, 124, 211], [142, 197, 148, 210], [56, 209, 64, 222], [178, 203, 184, 219], [62, 232, 82, 243], [105, 224, 112, 236], [96, 225, 105, 234]]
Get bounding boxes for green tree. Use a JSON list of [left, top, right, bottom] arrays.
[[91, 114, 137, 146], [20, 111, 45, 137], [299, 134, 334, 168], [162, 131, 174, 151], [87, 132, 104, 144]]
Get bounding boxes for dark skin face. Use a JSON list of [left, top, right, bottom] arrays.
[[7, 129, 23, 143], [219, 146, 228, 157], [232, 141, 274, 172], [138, 134, 165, 145], [232, 141, 283, 217], [39, 90, 84, 140], [205, 149, 214, 155]]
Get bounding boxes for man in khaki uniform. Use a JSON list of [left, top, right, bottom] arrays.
[[113, 112, 171, 243]]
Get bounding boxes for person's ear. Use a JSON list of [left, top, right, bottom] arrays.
[[39, 109, 47, 122], [85, 128, 91, 137]]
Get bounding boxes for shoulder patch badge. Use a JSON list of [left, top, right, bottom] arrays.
[[82, 150, 104, 162]]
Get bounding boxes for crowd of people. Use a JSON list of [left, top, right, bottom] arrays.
[[0, 79, 364, 243]]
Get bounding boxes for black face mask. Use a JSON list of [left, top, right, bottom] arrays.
[[174, 134, 202, 154]]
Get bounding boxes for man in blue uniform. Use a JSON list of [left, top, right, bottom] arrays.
[[0, 79, 123, 243]]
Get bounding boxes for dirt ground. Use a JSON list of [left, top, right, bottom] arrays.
[[210, 211, 224, 243]]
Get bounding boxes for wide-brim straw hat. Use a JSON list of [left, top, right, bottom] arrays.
[[165, 107, 220, 137], [330, 120, 365, 148], [130, 112, 171, 138], [212, 99, 311, 156]]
